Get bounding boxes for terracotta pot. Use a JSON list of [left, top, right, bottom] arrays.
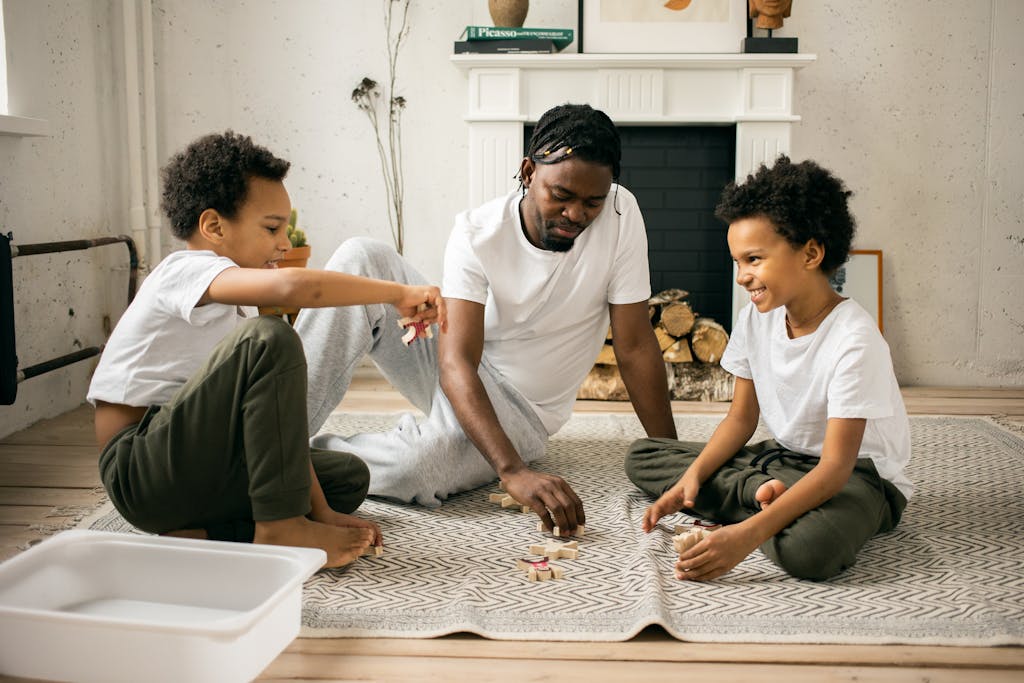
[[258, 245, 311, 320], [279, 245, 311, 269], [488, 0, 528, 27]]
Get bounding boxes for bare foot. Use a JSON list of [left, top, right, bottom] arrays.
[[755, 479, 788, 509], [254, 516, 373, 568], [161, 529, 208, 539], [311, 509, 383, 547]]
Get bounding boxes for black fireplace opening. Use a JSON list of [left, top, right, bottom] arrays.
[[525, 124, 736, 332]]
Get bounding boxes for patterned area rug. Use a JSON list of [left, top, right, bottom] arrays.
[[84, 414, 1024, 645]]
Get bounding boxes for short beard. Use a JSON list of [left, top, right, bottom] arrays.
[[541, 234, 574, 252]]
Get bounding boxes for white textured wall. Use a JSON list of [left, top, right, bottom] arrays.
[[782, 1, 1024, 386], [0, 0, 127, 437], [1, 0, 1021, 436]]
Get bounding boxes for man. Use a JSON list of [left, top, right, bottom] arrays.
[[298, 103, 677, 535]]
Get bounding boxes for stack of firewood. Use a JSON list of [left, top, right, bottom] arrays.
[[577, 289, 735, 402]]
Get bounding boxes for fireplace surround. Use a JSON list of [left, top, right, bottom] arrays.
[[451, 52, 815, 323]]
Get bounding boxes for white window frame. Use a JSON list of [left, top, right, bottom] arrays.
[[0, 2, 49, 137]]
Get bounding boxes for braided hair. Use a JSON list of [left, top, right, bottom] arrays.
[[525, 103, 621, 180]]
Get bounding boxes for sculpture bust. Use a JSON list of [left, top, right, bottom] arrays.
[[749, 0, 792, 31]]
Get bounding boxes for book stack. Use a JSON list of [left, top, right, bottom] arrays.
[[454, 26, 574, 55]]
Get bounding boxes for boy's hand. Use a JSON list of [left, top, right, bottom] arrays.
[[396, 285, 447, 334], [641, 471, 701, 532], [674, 523, 759, 581]]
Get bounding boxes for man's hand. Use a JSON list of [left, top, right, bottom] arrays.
[[641, 470, 701, 532], [501, 468, 585, 535], [674, 523, 760, 581]]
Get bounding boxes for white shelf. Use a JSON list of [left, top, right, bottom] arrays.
[[0, 114, 50, 137]]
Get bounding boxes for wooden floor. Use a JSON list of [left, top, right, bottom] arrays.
[[1, 374, 1022, 682]]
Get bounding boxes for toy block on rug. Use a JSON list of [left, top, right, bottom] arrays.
[[537, 521, 586, 538], [528, 539, 579, 560], [488, 491, 531, 514], [361, 544, 384, 557], [516, 556, 566, 582]]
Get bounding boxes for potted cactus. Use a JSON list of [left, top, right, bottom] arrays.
[[280, 208, 310, 268]]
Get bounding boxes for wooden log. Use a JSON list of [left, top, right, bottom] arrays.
[[653, 323, 676, 352], [594, 344, 617, 366], [649, 288, 689, 305], [660, 301, 696, 337], [662, 339, 693, 363], [690, 318, 729, 364], [666, 362, 735, 402], [577, 365, 629, 401]]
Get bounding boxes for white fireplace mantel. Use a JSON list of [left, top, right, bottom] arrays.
[[452, 52, 816, 205], [451, 52, 816, 321]]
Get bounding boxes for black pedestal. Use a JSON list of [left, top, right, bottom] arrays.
[[743, 36, 798, 54]]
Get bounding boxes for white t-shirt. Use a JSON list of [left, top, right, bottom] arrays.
[[721, 299, 913, 500], [87, 250, 252, 407], [443, 186, 651, 434]]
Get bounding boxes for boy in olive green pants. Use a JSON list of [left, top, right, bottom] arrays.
[[88, 131, 446, 567]]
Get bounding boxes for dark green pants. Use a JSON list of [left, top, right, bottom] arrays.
[[625, 438, 907, 580], [99, 316, 370, 542]]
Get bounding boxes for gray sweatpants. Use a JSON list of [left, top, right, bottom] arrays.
[[294, 237, 548, 507]]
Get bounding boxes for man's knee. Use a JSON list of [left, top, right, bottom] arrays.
[[326, 237, 401, 278]]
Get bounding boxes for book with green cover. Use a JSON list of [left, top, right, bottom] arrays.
[[463, 26, 574, 51]]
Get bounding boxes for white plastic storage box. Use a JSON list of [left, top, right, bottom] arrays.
[[0, 529, 325, 683]]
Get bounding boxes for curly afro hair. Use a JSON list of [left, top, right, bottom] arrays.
[[714, 155, 856, 275], [160, 131, 290, 240], [527, 103, 621, 179]]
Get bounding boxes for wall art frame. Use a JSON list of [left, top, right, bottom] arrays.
[[579, 0, 747, 54]]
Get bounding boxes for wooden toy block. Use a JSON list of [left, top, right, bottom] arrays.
[[488, 491, 531, 514], [537, 521, 585, 538], [672, 520, 720, 554], [398, 304, 433, 345], [672, 528, 708, 554], [673, 519, 722, 535], [361, 544, 384, 557], [516, 556, 566, 582], [528, 539, 579, 560]]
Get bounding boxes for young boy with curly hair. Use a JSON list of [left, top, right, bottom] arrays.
[[87, 131, 445, 567], [626, 155, 911, 581]]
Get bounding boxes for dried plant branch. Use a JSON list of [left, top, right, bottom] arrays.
[[352, 0, 410, 254]]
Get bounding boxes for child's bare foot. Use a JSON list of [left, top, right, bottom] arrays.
[[755, 479, 787, 509], [311, 509, 383, 547], [254, 516, 373, 568]]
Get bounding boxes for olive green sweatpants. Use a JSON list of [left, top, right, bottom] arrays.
[[625, 438, 907, 581], [99, 315, 370, 542]]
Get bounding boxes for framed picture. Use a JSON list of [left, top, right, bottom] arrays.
[[830, 250, 884, 333], [579, 0, 746, 54]]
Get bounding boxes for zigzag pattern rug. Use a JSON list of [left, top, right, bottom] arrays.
[[85, 414, 1024, 644]]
